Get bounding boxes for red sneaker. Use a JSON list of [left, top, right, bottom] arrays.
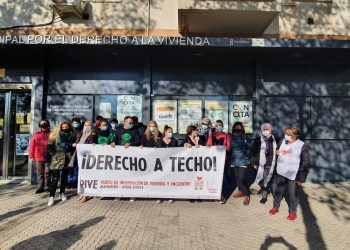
[[243, 196, 250, 206], [269, 208, 279, 215], [287, 213, 297, 220], [233, 191, 244, 198]]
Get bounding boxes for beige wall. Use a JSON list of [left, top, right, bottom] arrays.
[[0, 0, 349, 38]]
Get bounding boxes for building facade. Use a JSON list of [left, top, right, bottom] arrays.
[[0, 0, 349, 182]]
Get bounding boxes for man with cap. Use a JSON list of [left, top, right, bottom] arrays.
[[197, 118, 212, 146]]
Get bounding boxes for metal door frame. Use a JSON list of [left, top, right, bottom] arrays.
[[0, 83, 32, 180]]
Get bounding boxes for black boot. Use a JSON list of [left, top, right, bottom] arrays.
[[260, 197, 267, 204]]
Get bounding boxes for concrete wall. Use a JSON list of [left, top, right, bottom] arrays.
[[0, 0, 349, 37]]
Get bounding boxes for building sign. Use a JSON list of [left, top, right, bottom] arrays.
[[205, 101, 229, 132], [229, 101, 253, 134], [178, 100, 202, 134], [46, 95, 93, 126], [117, 95, 143, 122], [0, 35, 252, 47], [153, 100, 178, 133], [0, 69, 5, 77]]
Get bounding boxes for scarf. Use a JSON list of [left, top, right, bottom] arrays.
[[254, 135, 277, 187], [58, 131, 72, 152]]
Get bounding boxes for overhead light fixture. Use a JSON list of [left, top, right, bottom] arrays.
[[49, 0, 89, 19]]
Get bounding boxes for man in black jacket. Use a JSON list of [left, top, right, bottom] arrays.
[[113, 116, 141, 148]]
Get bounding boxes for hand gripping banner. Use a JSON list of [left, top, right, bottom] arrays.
[[77, 145, 226, 200]]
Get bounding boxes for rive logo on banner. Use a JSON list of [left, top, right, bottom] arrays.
[[77, 145, 226, 200]]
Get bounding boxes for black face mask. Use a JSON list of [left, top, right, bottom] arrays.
[[61, 129, 70, 133], [39, 124, 49, 129]]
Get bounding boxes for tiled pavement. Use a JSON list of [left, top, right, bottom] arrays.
[[0, 180, 349, 250]]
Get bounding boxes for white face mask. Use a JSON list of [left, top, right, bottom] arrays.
[[262, 130, 271, 138]]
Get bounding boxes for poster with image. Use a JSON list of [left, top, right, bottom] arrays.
[[16, 134, 30, 155], [117, 95, 143, 122], [229, 101, 253, 133], [205, 101, 229, 132], [178, 100, 202, 134], [99, 103, 112, 119], [153, 100, 177, 133]]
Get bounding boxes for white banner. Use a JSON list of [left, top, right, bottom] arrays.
[[77, 144, 226, 199]]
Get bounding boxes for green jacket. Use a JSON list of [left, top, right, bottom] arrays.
[[47, 133, 76, 171]]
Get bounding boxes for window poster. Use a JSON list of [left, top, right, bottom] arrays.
[[205, 101, 229, 132], [178, 100, 202, 134], [153, 100, 177, 133], [117, 95, 143, 122], [229, 101, 253, 133], [16, 134, 30, 155], [46, 95, 93, 126], [99, 103, 112, 119]]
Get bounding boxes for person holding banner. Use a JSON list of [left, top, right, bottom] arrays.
[[207, 120, 231, 204], [113, 116, 141, 202], [269, 126, 310, 220], [251, 123, 279, 204], [156, 125, 179, 148], [140, 121, 160, 148], [230, 122, 251, 206], [74, 121, 97, 203], [46, 121, 77, 206], [110, 118, 118, 136], [180, 125, 200, 148], [197, 118, 212, 146], [96, 120, 115, 145], [156, 125, 178, 203]]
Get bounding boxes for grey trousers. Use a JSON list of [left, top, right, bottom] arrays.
[[272, 174, 299, 213], [35, 161, 50, 189]]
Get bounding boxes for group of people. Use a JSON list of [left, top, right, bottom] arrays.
[[29, 115, 310, 221]]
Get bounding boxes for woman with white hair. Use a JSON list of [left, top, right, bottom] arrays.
[[251, 123, 279, 204]]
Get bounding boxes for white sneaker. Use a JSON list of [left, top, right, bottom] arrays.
[[60, 193, 67, 201], [168, 199, 174, 204], [48, 197, 54, 206], [129, 198, 136, 203], [156, 199, 162, 204]]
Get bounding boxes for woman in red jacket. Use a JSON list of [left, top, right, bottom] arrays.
[[29, 119, 51, 194]]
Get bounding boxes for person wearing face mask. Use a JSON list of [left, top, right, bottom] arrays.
[[180, 125, 200, 148], [67, 117, 83, 189], [29, 119, 51, 194], [94, 115, 104, 135], [140, 121, 160, 148], [230, 122, 251, 206], [197, 118, 212, 146], [269, 126, 310, 221], [206, 120, 231, 204], [113, 116, 141, 148], [73, 121, 97, 203], [251, 123, 279, 204], [156, 125, 179, 148], [110, 118, 118, 135], [113, 116, 141, 202], [155, 125, 178, 204], [97, 120, 115, 145], [46, 121, 77, 206]]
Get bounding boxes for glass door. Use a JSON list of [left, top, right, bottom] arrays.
[[0, 89, 31, 179]]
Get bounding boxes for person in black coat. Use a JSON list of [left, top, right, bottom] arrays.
[[140, 121, 161, 148], [113, 116, 140, 148]]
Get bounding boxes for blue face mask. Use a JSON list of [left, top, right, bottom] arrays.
[[101, 126, 108, 131], [111, 124, 116, 129], [284, 135, 291, 142], [167, 133, 173, 139], [73, 123, 80, 128], [201, 124, 208, 130], [216, 126, 223, 132], [83, 126, 91, 133], [150, 127, 155, 133], [128, 124, 134, 130]]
